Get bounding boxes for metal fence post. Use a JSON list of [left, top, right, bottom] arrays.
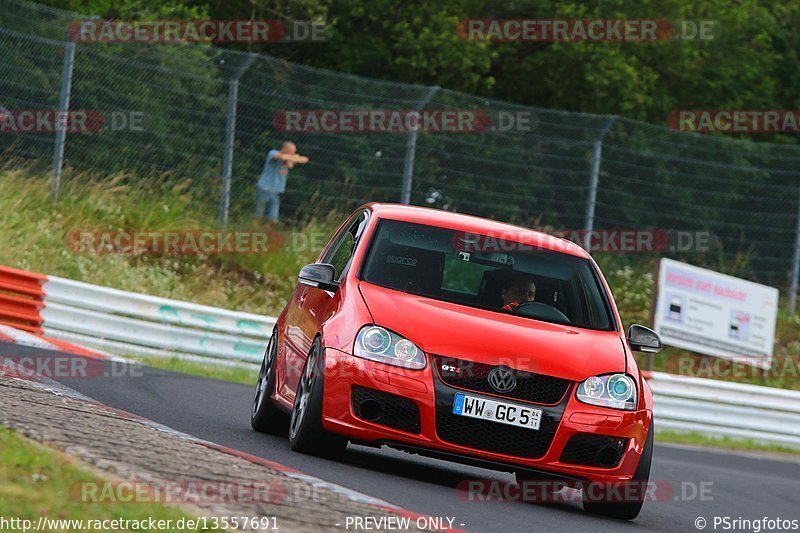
[[52, 41, 76, 202], [583, 115, 617, 249], [219, 53, 257, 226], [789, 190, 800, 313], [401, 85, 440, 205]]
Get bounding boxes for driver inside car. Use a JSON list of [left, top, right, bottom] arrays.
[[500, 272, 537, 312]]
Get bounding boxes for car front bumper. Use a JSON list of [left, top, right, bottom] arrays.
[[321, 347, 652, 485]]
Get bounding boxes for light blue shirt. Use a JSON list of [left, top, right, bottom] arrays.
[[257, 149, 290, 193]]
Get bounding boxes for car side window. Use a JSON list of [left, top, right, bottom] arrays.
[[329, 233, 355, 280], [578, 268, 611, 330], [323, 211, 368, 281]]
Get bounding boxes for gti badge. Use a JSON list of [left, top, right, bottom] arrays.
[[487, 366, 516, 393]]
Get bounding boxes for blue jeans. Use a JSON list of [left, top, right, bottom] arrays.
[[255, 189, 280, 221]]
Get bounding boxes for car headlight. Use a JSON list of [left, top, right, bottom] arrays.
[[576, 373, 637, 410], [354, 326, 426, 369]]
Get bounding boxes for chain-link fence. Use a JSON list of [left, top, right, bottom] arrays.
[[2, 0, 800, 306]]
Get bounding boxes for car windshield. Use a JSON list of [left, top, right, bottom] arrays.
[[361, 219, 615, 331]]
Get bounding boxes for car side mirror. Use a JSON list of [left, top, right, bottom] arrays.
[[627, 324, 662, 353], [298, 263, 339, 292]]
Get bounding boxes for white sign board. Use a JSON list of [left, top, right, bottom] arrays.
[[653, 258, 779, 369]]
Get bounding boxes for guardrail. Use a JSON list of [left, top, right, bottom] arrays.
[[649, 371, 800, 448], [39, 276, 275, 365]]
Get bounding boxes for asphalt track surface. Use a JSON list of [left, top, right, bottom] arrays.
[[3, 342, 799, 533]]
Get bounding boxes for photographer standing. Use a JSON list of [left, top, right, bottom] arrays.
[[255, 141, 309, 222]]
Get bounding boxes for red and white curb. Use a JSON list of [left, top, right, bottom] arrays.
[[0, 323, 109, 359]]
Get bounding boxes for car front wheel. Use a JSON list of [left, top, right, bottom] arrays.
[[582, 420, 654, 520], [288, 338, 348, 458]]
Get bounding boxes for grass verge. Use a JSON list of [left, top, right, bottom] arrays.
[[0, 426, 222, 532], [0, 166, 337, 315], [656, 429, 800, 456], [130, 355, 259, 386]]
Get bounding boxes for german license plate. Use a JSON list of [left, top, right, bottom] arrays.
[[452, 393, 542, 430]]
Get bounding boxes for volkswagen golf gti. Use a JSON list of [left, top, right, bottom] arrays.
[[251, 203, 662, 519]]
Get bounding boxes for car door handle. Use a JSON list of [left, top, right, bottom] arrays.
[[299, 294, 307, 305]]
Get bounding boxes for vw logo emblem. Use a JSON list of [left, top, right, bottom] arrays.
[[487, 366, 516, 393]]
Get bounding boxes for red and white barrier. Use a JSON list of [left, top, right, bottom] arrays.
[[0, 266, 107, 358], [0, 265, 273, 365]]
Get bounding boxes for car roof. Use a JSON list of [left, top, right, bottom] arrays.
[[362, 203, 589, 259]]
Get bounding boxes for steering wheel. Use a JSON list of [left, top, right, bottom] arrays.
[[512, 301, 571, 323]]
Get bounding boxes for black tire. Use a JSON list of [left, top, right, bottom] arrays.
[[582, 420, 654, 520], [288, 338, 348, 458], [251, 328, 286, 433]]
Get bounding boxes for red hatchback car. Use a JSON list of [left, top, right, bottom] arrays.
[[251, 204, 662, 519]]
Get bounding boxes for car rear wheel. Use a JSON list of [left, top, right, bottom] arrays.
[[251, 328, 286, 433], [582, 420, 654, 520], [288, 338, 348, 458]]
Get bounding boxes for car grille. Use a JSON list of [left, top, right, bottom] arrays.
[[433, 355, 572, 405], [351, 386, 421, 434], [559, 433, 628, 468], [433, 373, 570, 459]]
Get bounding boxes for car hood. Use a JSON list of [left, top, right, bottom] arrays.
[[358, 281, 625, 381]]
